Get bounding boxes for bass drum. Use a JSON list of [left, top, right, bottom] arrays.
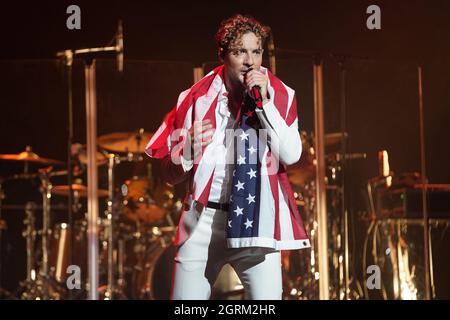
[[130, 242, 176, 300], [130, 243, 244, 300]]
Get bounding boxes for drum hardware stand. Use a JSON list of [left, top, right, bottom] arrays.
[[117, 238, 126, 291], [334, 57, 363, 300], [135, 128, 144, 153], [36, 170, 53, 299], [165, 210, 175, 228], [1, 171, 67, 299], [23, 146, 32, 175], [119, 152, 144, 167], [105, 154, 115, 300], [0, 179, 11, 298], [15, 197, 63, 300], [25, 202, 37, 290], [104, 154, 127, 299], [16, 201, 38, 299], [19, 169, 66, 299], [303, 182, 320, 299], [15, 171, 53, 299], [282, 182, 320, 300]]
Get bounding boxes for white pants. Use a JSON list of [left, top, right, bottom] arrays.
[[171, 207, 282, 300]]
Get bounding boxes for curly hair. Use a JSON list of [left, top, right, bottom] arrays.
[[215, 14, 271, 57]]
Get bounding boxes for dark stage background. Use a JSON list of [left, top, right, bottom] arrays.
[[0, 0, 449, 297]]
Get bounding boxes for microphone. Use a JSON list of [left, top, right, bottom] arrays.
[[116, 20, 124, 72], [251, 85, 263, 109], [245, 67, 263, 108]]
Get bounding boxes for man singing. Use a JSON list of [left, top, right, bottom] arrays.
[[145, 14, 310, 300]]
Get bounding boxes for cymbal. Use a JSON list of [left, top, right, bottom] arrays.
[[52, 184, 109, 198], [98, 131, 153, 154], [0, 148, 64, 165], [78, 149, 108, 166]]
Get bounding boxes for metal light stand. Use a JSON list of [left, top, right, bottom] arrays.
[[337, 58, 351, 300], [61, 49, 75, 300], [417, 66, 432, 300], [85, 59, 100, 300], [313, 58, 330, 300]]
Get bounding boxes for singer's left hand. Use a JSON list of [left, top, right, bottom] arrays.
[[245, 69, 269, 103]]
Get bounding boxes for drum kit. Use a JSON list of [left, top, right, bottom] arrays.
[[0, 126, 369, 300], [0, 131, 185, 300]]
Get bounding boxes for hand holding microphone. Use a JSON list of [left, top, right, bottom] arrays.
[[244, 68, 269, 108]]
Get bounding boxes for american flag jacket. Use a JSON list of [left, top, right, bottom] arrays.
[[145, 65, 310, 250]]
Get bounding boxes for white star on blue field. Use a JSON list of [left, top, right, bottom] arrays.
[[227, 97, 262, 239]]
